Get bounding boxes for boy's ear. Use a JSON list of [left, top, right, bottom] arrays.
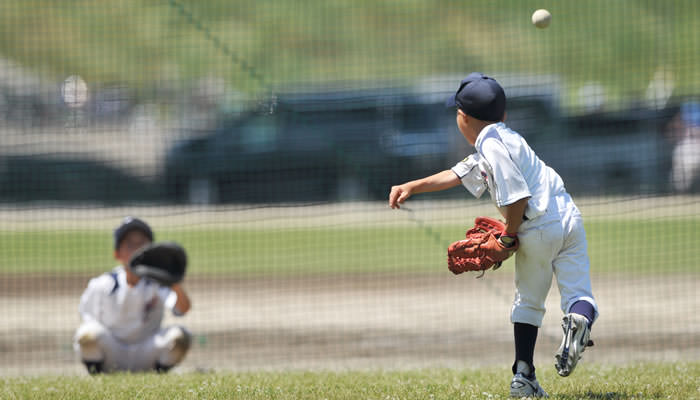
[[114, 250, 120, 260], [502, 112, 507, 122]]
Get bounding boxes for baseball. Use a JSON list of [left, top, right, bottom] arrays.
[[531, 9, 551, 29]]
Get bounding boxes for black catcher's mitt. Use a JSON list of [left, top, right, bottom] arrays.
[[129, 241, 187, 286]]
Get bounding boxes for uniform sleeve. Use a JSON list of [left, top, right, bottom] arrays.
[[78, 285, 97, 322], [451, 157, 473, 179], [161, 288, 185, 316], [479, 136, 531, 207], [78, 275, 113, 323], [451, 153, 488, 198]]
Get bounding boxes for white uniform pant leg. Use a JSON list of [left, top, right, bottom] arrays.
[[116, 325, 192, 371], [74, 320, 109, 362], [552, 207, 599, 322], [511, 220, 562, 327], [154, 325, 192, 368], [74, 322, 191, 372], [74, 320, 133, 372]]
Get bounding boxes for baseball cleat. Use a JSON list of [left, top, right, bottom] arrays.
[[510, 373, 549, 398], [154, 362, 172, 374], [555, 313, 592, 377], [83, 360, 104, 375]]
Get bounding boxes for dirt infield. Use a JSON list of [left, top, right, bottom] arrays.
[[2, 271, 698, 375]]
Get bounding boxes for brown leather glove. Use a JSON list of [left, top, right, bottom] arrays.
[[447, 217, 518, 275]]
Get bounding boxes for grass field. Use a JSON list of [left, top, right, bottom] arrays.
[[1, 218, 698, 276], [2, 363, 698, 399]]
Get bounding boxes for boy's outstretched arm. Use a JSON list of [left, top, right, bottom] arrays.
[[389, 170, 461, 209]]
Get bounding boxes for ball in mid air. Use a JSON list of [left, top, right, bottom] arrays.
[[531, 9, 551, 29]]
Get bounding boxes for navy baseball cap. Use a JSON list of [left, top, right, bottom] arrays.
[[114, 217, 153, 249], [446, 72, 506, 122]]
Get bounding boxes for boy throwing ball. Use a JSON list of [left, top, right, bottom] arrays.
[[389, 73, 598, 397]]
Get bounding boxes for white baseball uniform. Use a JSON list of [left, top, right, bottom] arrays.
[[451, 122, 598, 327], [74, 266, 190, 372]]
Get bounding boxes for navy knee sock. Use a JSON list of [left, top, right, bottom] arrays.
[[513, 322, 538, 376], [569, 300, 595, 328]]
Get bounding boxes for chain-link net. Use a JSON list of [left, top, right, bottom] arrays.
[[1, 0, 698, 374]]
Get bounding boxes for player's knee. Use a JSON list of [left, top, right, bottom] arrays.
[[172, 326, 192, 353], [511, 306, 545, 328], [76, 322, 108, 345], [159, 326, 192, 366], [75, 321, 108, 360]]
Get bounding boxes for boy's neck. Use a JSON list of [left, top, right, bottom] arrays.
[[470, 120, 496, 143], [473, 119, 497, 134], [121, 264, 141, 287]]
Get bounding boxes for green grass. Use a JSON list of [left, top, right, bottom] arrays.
[[2, 363, 699, 399], [1, 1, 699, 103], [0, 219, 698, 276]]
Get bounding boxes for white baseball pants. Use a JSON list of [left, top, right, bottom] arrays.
[[511, 193, 598, 327], [74, 321, 191, 372]]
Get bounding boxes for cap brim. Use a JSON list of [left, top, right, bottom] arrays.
[[445, 94, 458, 108]]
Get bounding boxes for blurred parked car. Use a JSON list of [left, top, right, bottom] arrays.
[[0, 156, 159, 204], [164, 76, 677, 204], [163, 88, 455, 204], [530, 107, 675, 195]]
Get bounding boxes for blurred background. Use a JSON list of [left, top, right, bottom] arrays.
[[0, 0, 698, 374]]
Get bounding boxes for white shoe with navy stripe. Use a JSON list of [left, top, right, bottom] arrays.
[[555, 313, 592, 377]]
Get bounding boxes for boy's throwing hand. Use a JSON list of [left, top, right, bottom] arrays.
[[388, 184, 413, 209]]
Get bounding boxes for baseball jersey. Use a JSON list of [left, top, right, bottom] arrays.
[[452, 122, 566, 222], [78, 266, 181, 343]]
